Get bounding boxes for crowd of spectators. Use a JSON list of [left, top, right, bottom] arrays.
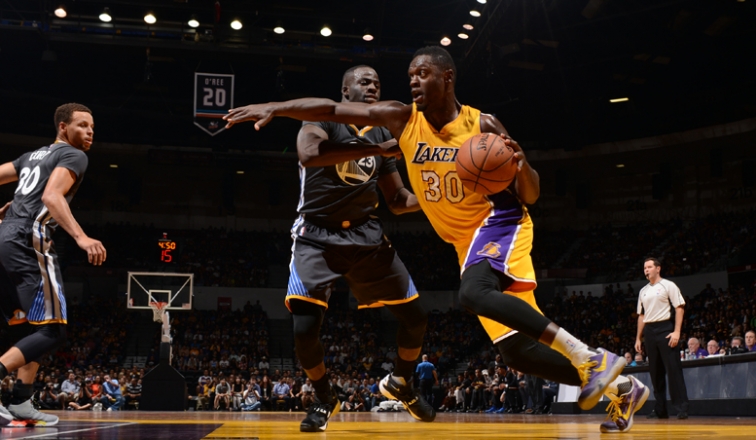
[[58, 209, 755, 293], [169, 303, 270, 374]]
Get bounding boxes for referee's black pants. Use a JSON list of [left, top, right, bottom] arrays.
[[644, 321, 689, 415], [419, 378, 434, 405]]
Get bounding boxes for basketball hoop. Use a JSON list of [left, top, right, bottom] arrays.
[[149, 301, 169, 323]]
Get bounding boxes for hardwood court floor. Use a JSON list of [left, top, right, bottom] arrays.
[[2, 411, 754, 440]]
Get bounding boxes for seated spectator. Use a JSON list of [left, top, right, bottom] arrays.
[[706, 340, 723, 357], [69, 378, 95, 411], [745, 330, 756, 352], [272, 377, 291, 411], [634, 353, 646, 365], [241, 380, 262, 411], [300, 378, 315, 410], [341, 391, 365, 412], [125, 378, 142, 410], [100, 375, 125, 411], [37, 382, 59, 410], [729, 336, 749, 355], [231, 377, 244, 411], [623, 352, 636, 367], [214, 378, 232, 410], [59, 373, 80, 410], [686, 338, 707, 359]]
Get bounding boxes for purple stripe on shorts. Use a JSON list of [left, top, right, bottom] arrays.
[[464, 211, 521, 273]]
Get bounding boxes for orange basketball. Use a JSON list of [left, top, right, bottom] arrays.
[[455, 133, 518, 195]]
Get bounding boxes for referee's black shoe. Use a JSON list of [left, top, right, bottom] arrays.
[[300, 387, 340, 432], [647, 410, 669, 419], [379, 375, 436, 422]]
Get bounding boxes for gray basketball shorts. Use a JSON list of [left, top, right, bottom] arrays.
[[0, 219, 67, 325], [285, 216, 418, 310]]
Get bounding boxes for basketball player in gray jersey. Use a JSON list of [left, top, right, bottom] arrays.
[[281, 66, 435, 431], [0, 103, 106, 426]]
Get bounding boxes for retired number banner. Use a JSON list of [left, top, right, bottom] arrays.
[[194, 72, 234, 136]]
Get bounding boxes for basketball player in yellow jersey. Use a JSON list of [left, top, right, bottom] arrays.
[[225, 46, 649, 432]]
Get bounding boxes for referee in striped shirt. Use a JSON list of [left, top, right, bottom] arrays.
[[634, 257, 689, 419]]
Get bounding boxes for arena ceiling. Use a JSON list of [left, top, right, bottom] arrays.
[[0, 0, 753, 153]]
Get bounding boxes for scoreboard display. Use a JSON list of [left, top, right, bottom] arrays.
[[158, 233, 177, 263]]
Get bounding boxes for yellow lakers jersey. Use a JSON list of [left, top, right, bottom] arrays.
[[399, 103, 526, 267]]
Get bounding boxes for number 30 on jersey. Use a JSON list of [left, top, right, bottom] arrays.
[[421, 170, 464, 203], [16, 166, 41, 195]]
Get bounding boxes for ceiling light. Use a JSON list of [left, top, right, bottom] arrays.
[[99, 7, 112, 23], [274, 21, 285, 34], [440, 36, 452, 46], [609, 97, 629, 103], [230, 19, 243, 30], [320, 25, 332, 37], [458, 32, 469, 39], [188, 16, 199, 28], [470, 10, 481, 17], [110, 164, 118, 169], [144, 13, 156, 25], [362, 28, 373, 41], [616, 164, 625, 168], [477, 0, 487, 3], [54, 6, 67, 18], [236, 170, 244, 175], [463, 23, 474, 30]]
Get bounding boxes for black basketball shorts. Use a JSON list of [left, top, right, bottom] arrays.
[[0, 219, 68, 325], [285, 215, 418, 310]]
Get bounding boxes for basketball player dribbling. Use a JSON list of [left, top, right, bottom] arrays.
[[0, 103, 107, 427], [272, 65, 434, 432], [225, 46, 649, 432]]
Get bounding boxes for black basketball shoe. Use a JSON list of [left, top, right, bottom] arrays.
[[379, 374, 436, 422], [300, 387, 340, 432]]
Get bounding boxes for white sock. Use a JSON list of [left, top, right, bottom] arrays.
[[391, 375, 406, 386], [550, 328, 594, 368]]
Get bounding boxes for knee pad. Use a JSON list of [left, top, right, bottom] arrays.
[[290, 301, 325, 370], [14, 323, 67, 364]]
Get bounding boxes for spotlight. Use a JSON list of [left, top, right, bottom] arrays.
[[470, 10, 481, 17], [362, 28, 373, 41], [463, 23, 474, 30], [144, 12, 156, 24], [54, 5, 67, 18], [274, 21, 285, 34], [477, 0, 487, 3], [440, 36, 451, 46], [230, 19, 243, 30], [609, 97, 629, 103], [188, 16, 199, 28], [320, 25, 332, 37], [458, 33, 469, 39], [99, 7, 112, 23]]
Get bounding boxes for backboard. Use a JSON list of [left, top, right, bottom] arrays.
[[127, 272, 193, 311]]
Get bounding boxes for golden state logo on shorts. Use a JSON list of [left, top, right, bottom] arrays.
[[477, 242, 502, 259]]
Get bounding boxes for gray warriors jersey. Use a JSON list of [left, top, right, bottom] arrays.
[[297, 121, 397, 223], [7, 142, 88, 232]]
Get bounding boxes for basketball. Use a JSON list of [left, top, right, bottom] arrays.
[[455, 133, 518, 195]]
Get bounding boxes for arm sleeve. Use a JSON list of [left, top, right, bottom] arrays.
[[667, 281, 685, 307], [57, 149, 89, 178]]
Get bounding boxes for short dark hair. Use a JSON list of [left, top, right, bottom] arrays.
[[413, 46, 457, 81], [342, 65, 373, 86], [644, 257, 661, 267], [54, 103, 91, 131]]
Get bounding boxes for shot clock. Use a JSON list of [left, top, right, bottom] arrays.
[[158, 233, 177, 263]]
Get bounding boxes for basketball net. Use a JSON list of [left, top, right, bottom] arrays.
[[150, 302, 173, 344]]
